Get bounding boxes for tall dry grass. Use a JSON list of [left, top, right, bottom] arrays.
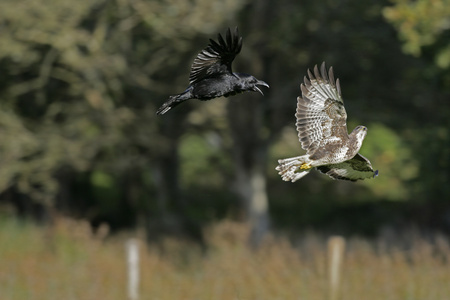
[[1, 217, 449, 300]]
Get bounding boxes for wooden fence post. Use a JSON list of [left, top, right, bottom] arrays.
[[126, 238, 139, 300], [327, 236, 345, 300]]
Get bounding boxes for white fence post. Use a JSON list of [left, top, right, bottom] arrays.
[[327, 236, 345, 300], [126, 238, 140, 300]]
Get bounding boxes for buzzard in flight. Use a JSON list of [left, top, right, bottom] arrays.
[[156, 27, 269, 115], [276, 62, 378, 182]]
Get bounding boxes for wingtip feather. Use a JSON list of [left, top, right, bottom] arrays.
[[336, 78, 342, 96], [320, 62, 329, 81], [313, 64, 321, 80], [307, 69, 314, 81], [328, 66, 336, 87]]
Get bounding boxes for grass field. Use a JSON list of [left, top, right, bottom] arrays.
[[1, 217, 450, 300]]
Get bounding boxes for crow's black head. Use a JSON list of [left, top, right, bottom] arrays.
[[235, 74, 270, 95]]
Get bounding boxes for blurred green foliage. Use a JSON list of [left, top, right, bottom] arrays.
[[0, 0, 449, 235], [361, 123, 419, 201], [383, 0, 450, 67]]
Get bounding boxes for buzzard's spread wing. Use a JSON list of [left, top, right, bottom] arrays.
[[316, 153, 378, 181], [296, 62, 348, 155], [189, 27, 242, 85]]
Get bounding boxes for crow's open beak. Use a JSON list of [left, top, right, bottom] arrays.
[[253, 80, 269, 96]]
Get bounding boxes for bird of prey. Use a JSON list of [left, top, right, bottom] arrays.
[[276, 62, 378, 182], [156, 27, 269, 115]]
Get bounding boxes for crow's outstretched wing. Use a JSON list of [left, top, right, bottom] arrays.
[[189, 27, 242, 85], [296, 62, 348, 156], [316, 153, 378, 181]]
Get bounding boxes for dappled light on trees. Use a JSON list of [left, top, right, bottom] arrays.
[[0, 0, 448, 242], [383, 0, 450, 68]]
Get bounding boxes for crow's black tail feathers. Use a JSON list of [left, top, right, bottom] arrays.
[[156, 95, 180, 115], [156, 88, 193, 115]]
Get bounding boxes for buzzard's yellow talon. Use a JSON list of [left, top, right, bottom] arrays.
[[300, 163, 312, 170]]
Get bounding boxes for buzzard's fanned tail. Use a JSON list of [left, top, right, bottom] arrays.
[[276, 155, 311, 182]]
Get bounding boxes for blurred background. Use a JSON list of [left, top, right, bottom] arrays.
[[1, 0, 450, 298]]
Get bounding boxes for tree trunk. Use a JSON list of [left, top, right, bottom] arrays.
[[227, 95, 270, 247], [148, 115, 205, 247]]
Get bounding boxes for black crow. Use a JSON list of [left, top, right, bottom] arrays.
[[156, 27, 269, 115]]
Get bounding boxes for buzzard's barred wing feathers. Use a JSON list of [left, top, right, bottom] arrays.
[[296, 63, 348, 155], [189, 27, 242, 85], [316, 153, 378, 181]]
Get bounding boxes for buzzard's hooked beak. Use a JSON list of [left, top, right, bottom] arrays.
[[253, 80, 270, 96]]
